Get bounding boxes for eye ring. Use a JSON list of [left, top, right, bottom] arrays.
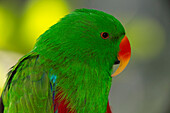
[[101, 32, 109, 39]]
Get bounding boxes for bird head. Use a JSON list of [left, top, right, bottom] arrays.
[[34, 8, 131, 77]]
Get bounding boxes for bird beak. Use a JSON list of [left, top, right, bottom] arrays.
[[111, 36, 131, 77]]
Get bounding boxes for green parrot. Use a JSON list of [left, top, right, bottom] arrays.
[[0, 8, 131, 113]]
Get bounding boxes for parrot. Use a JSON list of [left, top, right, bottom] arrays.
[[0, 8, 131, 113]]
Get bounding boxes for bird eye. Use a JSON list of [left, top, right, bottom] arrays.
[[101, 32, 109, 39]]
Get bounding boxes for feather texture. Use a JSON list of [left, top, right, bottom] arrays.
[[1, 53, 53, 113], [1, 8, 126, 113]]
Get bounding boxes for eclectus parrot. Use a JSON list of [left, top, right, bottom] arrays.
[[0, 9, 131, 113]]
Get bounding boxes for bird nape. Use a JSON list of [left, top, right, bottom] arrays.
[[0, 8, 131, 113]]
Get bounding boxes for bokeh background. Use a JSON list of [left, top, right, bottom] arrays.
[[0, 0, 170, 113]]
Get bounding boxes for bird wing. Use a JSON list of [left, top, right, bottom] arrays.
[[1, 52, 54, 113], [0, 52, 113, 113]]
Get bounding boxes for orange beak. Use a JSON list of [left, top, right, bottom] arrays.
[[111, 36, 131, 77]]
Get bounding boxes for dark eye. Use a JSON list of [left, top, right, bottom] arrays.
[[101, 32, 109, 39]]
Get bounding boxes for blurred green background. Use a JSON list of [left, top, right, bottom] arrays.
[[0, 0, 169, 113]]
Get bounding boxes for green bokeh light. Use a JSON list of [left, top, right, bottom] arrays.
[[126, 16, 166, 61], [0, 6, 15, 50], [19, 0, 70, 51]]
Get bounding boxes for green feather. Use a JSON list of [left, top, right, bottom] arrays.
[[1, 8, 125, 113]]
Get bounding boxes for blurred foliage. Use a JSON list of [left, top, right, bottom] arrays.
[[0, 5, 16, 51], [0, 0, 70, 53], [126, 16, 166, 61], [19, 0, 69, 52]]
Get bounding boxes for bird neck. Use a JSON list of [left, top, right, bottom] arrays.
[[37, 51, 113, 112], [54, 62, 112, 113]]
